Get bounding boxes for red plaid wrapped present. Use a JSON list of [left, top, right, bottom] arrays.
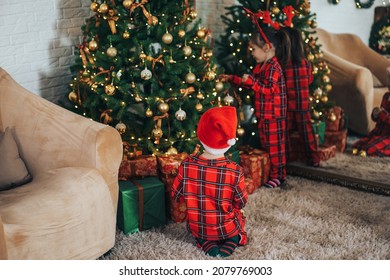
[[238, 146, 270, 188], [316, 144, 336, 161], [118, 155, 158, 181], [157, 153, 189, 223], [244, 177, 257, 195], [324, 128, 348, 153], [326, 106, 344, 132]]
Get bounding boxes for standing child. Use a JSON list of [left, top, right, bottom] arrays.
[[220, 27, 290, 188], [171, 106, 248, 258], [283, 27, 320, 167]]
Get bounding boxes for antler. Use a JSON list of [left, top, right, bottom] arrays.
[[282, 6, 295, 28], [243, 7, 271, 48]]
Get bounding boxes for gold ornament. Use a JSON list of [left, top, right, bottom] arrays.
[[195, 103, 203, 112], [139, 52, 147, 60], [99, 3, 109, 13], [178, 29, 186, 38], [88, 39, 98, 51], [185, 72, 196, 84], [205, 70, 216, 81], [158, 102, 169, 113], [68, 91, 78, 103], [182, 45, 192, 57], [325, 84, 332, 92], [104, 84, 115, 95], [115, 122, 126, 134], [162, 32, 173, 44], [134, 93, 143, 102], [359, 150, 367, 157], [90, 2, 99, 12], [152, 127, 163, 138], [307, 53, 315, 61], [322, 75, 330, 83], [215, 81, 224, 92], [106, 46, 117, 57], [175, 108, 186, 121], [189, 9, 197, 19], [328, 112, 337, 122], [237, 126, 245, 137], [272, 6, 280, 14], [196, 29, 206, 39], [311, 21, 318, 29], [167, 146, 178, 155], [321, 95, 328, 103], [196, 92, 204, 100], [145, 108, 153, 117], [206, 50, 213, 57], [123, 31, 130, 39], [151, 16, 159, 26], [352, 148, 359, 155], [123, 0, 133, 9]]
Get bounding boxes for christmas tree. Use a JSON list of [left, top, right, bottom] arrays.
[[67, 0, 229, 156], [216, 0, 333, 146]]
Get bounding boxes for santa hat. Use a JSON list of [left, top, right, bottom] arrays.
[[197, 106, 237, 155]]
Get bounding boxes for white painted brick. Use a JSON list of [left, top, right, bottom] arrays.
[[0, 36, 11, 47], [0, 24, 29, 36], [11, 32, 41, 45], [0, 4, 25, 16], [57, 0, 83, 9], [30, 58, 60, 71], [0, 57, 17, 68], [25, 1, 55, 13]]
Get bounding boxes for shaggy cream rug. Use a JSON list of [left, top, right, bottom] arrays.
[[100, 176, 390, 260]]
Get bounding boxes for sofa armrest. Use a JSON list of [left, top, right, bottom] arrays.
[[0, 68, 123, 200]]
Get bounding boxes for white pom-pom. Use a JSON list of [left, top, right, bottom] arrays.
[[227, 138, 236, 146]]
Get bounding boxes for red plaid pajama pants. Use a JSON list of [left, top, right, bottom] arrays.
[[287, 111, 320, 165], [258, 118, 287, 180]]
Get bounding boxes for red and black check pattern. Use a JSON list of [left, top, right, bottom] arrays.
[[172, 153, 248, 243], [284, 59, 313, 112], [353, 91, 390, 156], [284, 59, 319, 165]]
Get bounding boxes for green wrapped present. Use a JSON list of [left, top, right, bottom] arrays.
[[117, 177, 166, 234], [227, 148, 240, 164], [312, 121, 325, 145]]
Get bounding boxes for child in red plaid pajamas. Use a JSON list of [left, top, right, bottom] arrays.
[[352, 91, 390, 156], [220, 28, 290, 188], [172, 106, 248, 258], [283, 27, 320, 167]]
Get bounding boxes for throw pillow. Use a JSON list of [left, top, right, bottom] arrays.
[[0, 127, 32, 191]]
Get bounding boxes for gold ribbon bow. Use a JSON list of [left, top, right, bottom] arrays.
[[100, 109, 113, 124], [180, 86, 195, 98], [107, 9, 119, 34], [130, 0, 154, 25]]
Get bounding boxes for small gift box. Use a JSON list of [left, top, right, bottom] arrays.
[[316, 144, 337, 161], [312, 120, 325, 145], [324, 128, 348, 153], [326, 106, 344, 132], [238, 146, 270, 188], [157, 153, 189, 223], [244, 177, 257, 195], [117, 177, 167, 234], [118, 155, 158, 181]]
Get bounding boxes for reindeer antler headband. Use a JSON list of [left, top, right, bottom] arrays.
[[244, 6, 296, 46]]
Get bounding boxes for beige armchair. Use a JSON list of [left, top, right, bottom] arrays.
[[0, 68, 123, 259], [316, 28, 390, 135]]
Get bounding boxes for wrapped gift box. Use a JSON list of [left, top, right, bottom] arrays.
[[227, 148, 240, 164], [238, 147, 270, 188], [312, 120, 325, 145], [324, 128, 348, 153], [244, 177, 257, 195], [326, 106, 344, 132], [157, 153, 189, 223], [316, 144, 337, 161], [118, 155, 158, 181], [117, 177, 166, 234]]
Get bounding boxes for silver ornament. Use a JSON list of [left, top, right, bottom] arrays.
[[140, 67, 152, 80], [175, 108, 187, 121]]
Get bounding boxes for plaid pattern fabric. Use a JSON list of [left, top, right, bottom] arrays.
[[287, 111, 320, 165], [239, 56, 287, 119], [352, 92, 390, 156], [258, 118, 287, 180], [284, 59, 313, 112], [172, 153, 248, 243]]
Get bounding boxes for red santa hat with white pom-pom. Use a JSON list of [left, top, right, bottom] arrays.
[[197, 106, 237, 155]]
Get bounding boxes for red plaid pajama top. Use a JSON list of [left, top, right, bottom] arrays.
[[172, 153, 248, 243]]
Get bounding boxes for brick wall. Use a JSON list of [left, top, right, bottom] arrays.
[[0, 0, 381, 103]]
